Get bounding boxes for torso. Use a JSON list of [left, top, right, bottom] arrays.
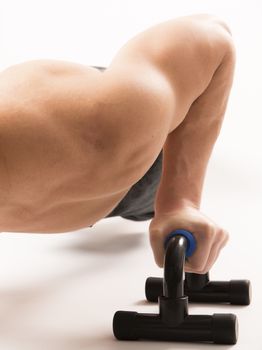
[[0, 61, 133, 233]]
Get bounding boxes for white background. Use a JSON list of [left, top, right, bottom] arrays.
[[0, 1, 262, 349]]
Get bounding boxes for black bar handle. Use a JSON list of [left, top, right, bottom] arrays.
[[145, 274, 251, 305], [113, 229, 241, 344], [113, 311, 238, 344]]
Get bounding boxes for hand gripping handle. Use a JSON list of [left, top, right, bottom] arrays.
[[164, 229, 197, 258]]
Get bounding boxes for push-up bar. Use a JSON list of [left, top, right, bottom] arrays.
[[113, 229, 251, 344]]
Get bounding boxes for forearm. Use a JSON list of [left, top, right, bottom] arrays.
[[154, 106, 220, 212], [154, 52, 235, 213]]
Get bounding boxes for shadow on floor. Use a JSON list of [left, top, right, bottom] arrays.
[[0, 227, 146, 342]]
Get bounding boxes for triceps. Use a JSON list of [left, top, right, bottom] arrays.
[[97, 66, 176, 188]]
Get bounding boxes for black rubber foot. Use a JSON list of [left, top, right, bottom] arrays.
[[230, 280, 252, 305], [113, 311, 138, 340], [213, 313, 238, 344], [145, 277, 162, 302]]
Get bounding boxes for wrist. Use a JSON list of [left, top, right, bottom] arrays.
[[154, 197, 200, 215]]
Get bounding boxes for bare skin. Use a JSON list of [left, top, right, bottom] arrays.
[[0, 62, 126, 232], [0, 14, 236, 273]]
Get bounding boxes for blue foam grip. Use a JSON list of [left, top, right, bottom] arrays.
[[164, 229, 197, 257]]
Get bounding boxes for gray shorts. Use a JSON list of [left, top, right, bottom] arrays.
[[92, 65, 163, 222], [105, 150, 163, 221]]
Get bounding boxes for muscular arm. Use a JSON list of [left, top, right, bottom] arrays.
[[107, 14, 235, 211], [154, 50, 235, 213], [106, 14, 235, 272], [0, 15, 234, 242]]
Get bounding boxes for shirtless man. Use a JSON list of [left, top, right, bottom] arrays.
[[0, 14, 235, 274]]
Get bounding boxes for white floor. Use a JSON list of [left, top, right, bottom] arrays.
[[0, 1, 262, 349], [0, 203, 261, 350]]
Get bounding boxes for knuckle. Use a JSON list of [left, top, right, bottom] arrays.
[[219, 228, 229, 242], [223, 229, 230, 238], [207, 227, 215, 238], [202, 225, 215, 239], [221, 231, 230, 246], [204, 226, 228, 241]]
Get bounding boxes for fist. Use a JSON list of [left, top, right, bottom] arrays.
[[149, 205, 229, 274]]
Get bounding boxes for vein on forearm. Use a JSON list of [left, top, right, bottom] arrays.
[[154, 92, 227, 213]]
